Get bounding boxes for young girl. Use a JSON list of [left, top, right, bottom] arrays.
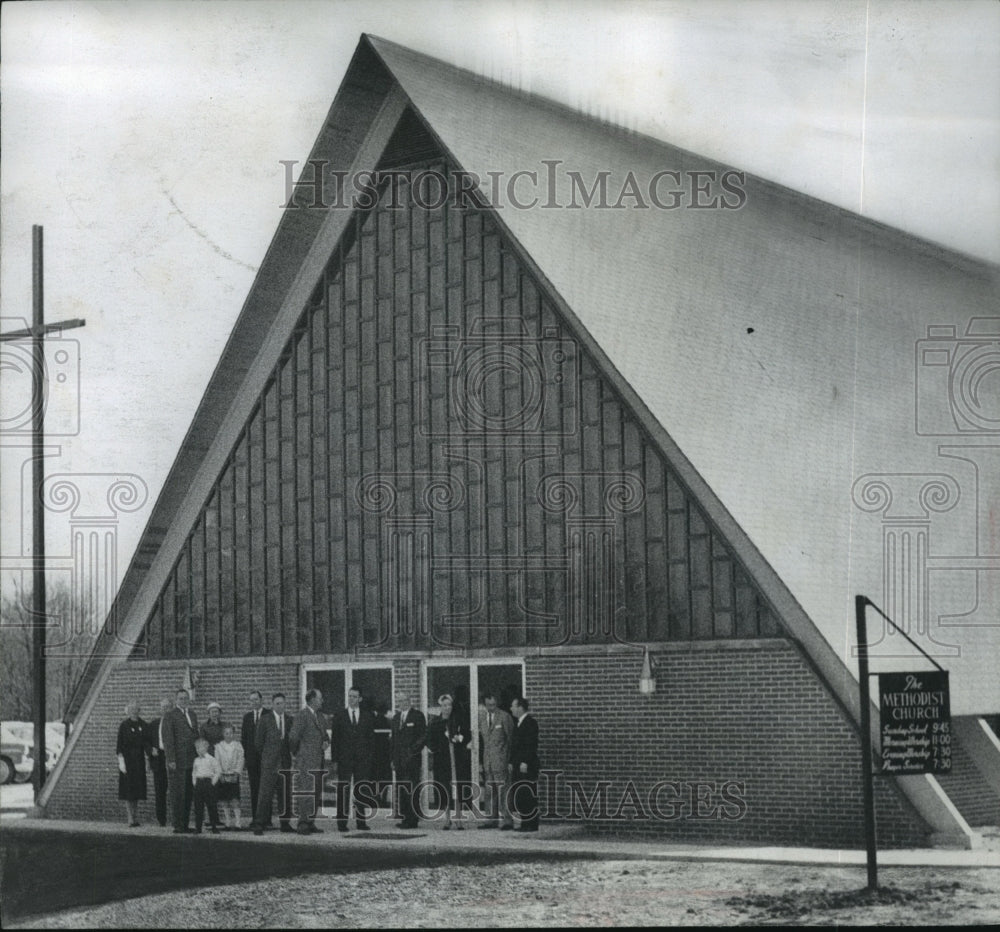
[[215, 724, 245, 829]]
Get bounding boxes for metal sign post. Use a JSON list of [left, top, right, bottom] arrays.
[[855, 595, 878, 891], [854, 594, 951, 894]]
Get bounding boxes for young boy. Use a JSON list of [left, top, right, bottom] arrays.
[[191, 737, 222, 834], [215, 725, 245, 829]]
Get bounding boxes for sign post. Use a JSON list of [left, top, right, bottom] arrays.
[[855, 595, 878, 891], [854, 595, 951, 894]]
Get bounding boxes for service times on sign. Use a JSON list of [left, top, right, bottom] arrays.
[[878, 671, 952, 775]]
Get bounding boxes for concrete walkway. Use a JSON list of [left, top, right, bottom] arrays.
[[5, 811, 999, 869]]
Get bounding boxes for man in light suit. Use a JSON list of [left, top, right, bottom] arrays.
[[289, 688, 330, 835], [478, 693, 514, 829], [240, 689, 264, 823], [251, 692, 294, 836], [145, 697, 174, 827], [509, 696, 540, 832], [330, 687, 375, 831], [162, 688, 199, 833], [392, 693, 426, 829]]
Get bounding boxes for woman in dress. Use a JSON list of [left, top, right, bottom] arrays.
[[116, 699, 149, 826], [199, 701, 226, 753], [425, 693, 471, 829]]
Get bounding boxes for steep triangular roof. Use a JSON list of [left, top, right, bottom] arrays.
[[363, 34, 1000, 712], [55, 36, 997, 832]]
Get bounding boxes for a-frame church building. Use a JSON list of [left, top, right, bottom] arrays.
[[43, 35, 1000, 846]]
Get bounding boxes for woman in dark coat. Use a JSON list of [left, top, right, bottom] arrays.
[[116, 699, 149, 826], [425, 693, 471, 829]]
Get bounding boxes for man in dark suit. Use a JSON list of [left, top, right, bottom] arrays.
[[391, 693, 426, 829], [330, 686, 375, 831], [162, 688, 199, 833], [251, 692, 294, 836], [509, 696, 540, 832], [145, 697, 173, 827], [289, 688, 330, 835], [240, 690, 264, 823]]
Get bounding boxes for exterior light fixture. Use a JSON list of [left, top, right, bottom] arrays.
[[639, 647, 657, 695]]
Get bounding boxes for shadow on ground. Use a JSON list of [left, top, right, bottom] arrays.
[[0, 826, 579, 922]]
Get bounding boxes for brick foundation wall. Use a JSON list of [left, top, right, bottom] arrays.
[[47, 641, 931, 847], [525, 641, 929, 848]]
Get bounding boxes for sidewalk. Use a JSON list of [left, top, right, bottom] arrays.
[[5, 809, 998, 868]]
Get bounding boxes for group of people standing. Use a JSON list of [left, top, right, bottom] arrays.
[[115, 686, 540, 835], [117, 690, 247, 833]]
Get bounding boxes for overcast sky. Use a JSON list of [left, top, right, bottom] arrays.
[[2, 0, 998, 588]]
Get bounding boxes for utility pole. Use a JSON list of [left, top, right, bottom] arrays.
[[0, 226, 85, 801]]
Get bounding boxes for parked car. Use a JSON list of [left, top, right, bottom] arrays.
[[0, 722, 64, 784], [0, 724, 34, 784]]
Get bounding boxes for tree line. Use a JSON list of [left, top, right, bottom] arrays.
[[1, 579, 98, 722]]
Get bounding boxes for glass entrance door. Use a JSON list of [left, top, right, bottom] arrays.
[[304, 668, 346, 719], [301, 663, 394, 815], [476, 662, 523, 714], [422, 659, 524, 800]]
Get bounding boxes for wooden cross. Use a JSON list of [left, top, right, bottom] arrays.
[[0, 226, 85, 801]]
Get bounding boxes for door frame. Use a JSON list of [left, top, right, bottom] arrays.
[[300, 661, 396, 709], [299, 661, 396, 818]]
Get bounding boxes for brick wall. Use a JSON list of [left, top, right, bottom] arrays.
[[935, 719, 1000, 828], [47, 641, 931, 847], [44, 659, 300, 823], [525, 641, 929, 848]]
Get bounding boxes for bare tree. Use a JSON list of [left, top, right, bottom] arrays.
[[1, 577, 98, 722]]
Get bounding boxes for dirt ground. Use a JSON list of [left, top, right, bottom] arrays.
[[10, 859, 1000, 928]]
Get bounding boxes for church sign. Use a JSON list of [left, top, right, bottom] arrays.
[[878, 671, 952, 774]]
